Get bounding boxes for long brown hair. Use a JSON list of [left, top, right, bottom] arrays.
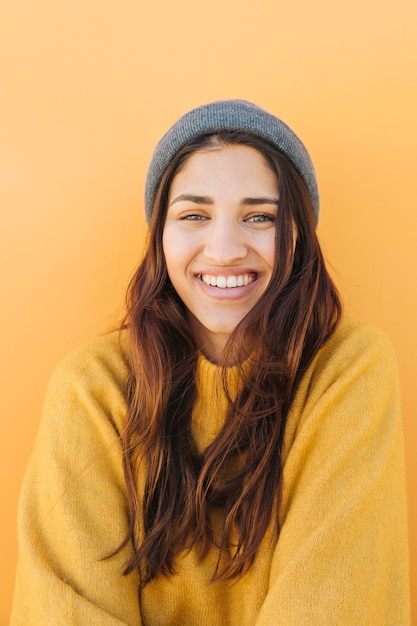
[[117, 130, 342, 585]]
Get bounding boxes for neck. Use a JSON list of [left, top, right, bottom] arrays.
[[188, 314, 255, 367]]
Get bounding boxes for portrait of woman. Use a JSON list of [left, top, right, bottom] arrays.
[[11, 100, 410, 625]]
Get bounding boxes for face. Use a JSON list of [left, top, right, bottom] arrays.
[[162, 144, 279, 363]]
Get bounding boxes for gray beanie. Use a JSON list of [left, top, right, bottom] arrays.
[[144, 99, 319, 225]]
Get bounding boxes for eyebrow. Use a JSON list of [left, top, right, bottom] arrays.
[[169, 194, 279, 207]]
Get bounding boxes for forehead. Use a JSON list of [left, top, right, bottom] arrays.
[[169, 144, 278, 197]]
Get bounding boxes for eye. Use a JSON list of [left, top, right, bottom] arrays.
[[246, 213, 276, 224], [179, 212, 208, 221]]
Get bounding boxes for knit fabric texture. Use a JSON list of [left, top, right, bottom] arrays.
[[12, 318, 410, 625], [144, 100, 319, 225]]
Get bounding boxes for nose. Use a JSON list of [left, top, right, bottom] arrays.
[[203, 219, 248, 264]]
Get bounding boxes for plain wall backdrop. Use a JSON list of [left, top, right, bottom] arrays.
[[1, 0, 416, 622]]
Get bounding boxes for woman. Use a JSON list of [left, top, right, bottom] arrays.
[[12, 100, 410, 625]]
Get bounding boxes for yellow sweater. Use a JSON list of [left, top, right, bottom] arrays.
[[11, 317, 410, 625]]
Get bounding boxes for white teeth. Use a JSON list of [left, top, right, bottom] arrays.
[[199, 274, 256, 289]]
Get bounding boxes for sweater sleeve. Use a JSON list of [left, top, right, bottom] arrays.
[[11, 335, 142, 626], [255, 320, 410, 626]]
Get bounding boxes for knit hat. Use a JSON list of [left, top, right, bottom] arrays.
[[144, 99, 319, 225]]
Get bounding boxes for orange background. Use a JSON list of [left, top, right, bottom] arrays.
[[1, 0, 416, 622]]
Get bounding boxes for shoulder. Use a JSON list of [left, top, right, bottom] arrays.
[[323, 315, 394, 354], [49, 328, 130, 389], [285, 317, 401, 453], [43, 329, 131, 436], [308, 316, 398, 386]]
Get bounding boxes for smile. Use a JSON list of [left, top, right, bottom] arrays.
[[197, 273, 257, 289]]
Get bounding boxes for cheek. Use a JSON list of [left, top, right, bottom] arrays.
[[162, 229, 194, 285], [163, 227, 201, 272], [162, 232, 171, 269]]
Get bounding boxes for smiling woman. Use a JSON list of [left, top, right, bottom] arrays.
[[12, 100, 410, 625], [163, 142, 278, 362]]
